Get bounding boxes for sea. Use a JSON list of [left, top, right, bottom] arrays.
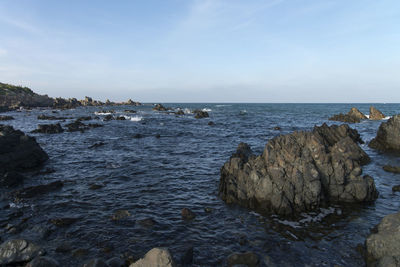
[[1, 103, 399, 266]]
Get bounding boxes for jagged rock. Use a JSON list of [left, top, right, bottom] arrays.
[[153, 104, 168, 111], [369, 106, 386, 120], [26, 256, 60, 267], [219, 123, 378, 217], [0, 125, 48, 172], [129, 247, 175, 267], [366, 212, 400, 266], [193, 110, 209, 119], [32, 123, 64, 134], [227, 252, 260, 267], [369, 115, 400, 152], [0, 115, 14, 121], [0, 171, 25, 187], [0, 239, 45, 265], [383, 165, 400, 174], [13, 181, 63, 199], [329, 107, 367, 123], [181, 208, 196, 220]]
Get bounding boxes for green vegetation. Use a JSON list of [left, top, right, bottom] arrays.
[[0, 82, 35, 96]]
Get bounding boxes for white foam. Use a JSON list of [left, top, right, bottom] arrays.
[[123, 115, 142, 122], [274, 207, 336, 228], [202, 108, 212, 112], [384, 116, 391, 120], [215, 104, 231, 107], [94, 112, 112, 115], [365, 114, 370, 119], [184, 108, 192, 114]]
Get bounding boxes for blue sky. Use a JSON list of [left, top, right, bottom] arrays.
[[0, 0, 399, 102]]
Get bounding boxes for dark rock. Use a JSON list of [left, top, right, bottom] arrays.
[[138, 218, 157, 227], [83, 258, 109, 267], [13, 181, 63, 199], [193, 109, 209, 119], [392, 185, 400, 192], [366, 211, 400, 266], [111, 210, 131, 221], [227, 251, 260, 267], [103, 115, 114, 121], [369, 115, 400, 152], [153, 104, 168, 111], [77, 116, 92, 121], [219, 123, 377, 217], [89, 142, 105, 149], [72, 248, 89, 258], [0, 115, 14, 121], [208, 121, 215, 126], [55, 242, 72, 253], [155, 134, 161, 138], [383, 165, 400, 174], [329, 107, 367, 123], [49, 217, 80, 227], [89, 183, 104, 190], [34, 167, 55, 176], [124, 110, 137, 113], [0, 125, 48, 172], [26, 256, 59, 267], [0, 171, 25, 187], [369, 106, 385, 120], [176, 109, 185, 115], [31, 123, 64, 134], [181, 208, 196, 220], [133, 134, 143, 139], [37, 114, 67, 120], [181, 246, 193, 266], [116, 116, 126, 120], [204, 207, 213, 213], [106, 257, 125, 267], [88, 123, 103, 128], [274, 126, 281, 130], [0, 239, 45, 265], [65, 120, 86, 132]]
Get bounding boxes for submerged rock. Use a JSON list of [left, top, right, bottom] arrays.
[[219, 123, 378, 217], [129, 247, 175, 267], [0, 239, 45, 265], [0, 115, 14, 121], [31, 123, 64, 134], [111, 210, 131, 221], [369, 106, 386, 120], [13, 181, 63, 199], [227, 252, 260, 267], [383, 165, 400, 174], [89, 142, 105, 149], [369, 115, 400, 153], [329, 107, 367, 123], [366, 211, 400, 266], [193, 110, 209, 119], [181, 208, 196, 220], [103, 115, 114, 121], [116, 116, 126, 120], [49, 217, 80, 227], [392, 185, 400, 192]]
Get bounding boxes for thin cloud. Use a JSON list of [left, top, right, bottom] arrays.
[[0, 14, 42, 35]]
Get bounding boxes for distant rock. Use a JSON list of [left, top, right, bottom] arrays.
[[193, 110, 209, 119], [366, 211, 400, 266], [125, 110, 137, 113], [111, 210, 131, 221], [369, 115, 400, 153], [0, 82, 54, 109], [227, 252, 260, 267], [181, 208, 196, 220], [369, 106, 386, 120], [383, 165, 400, 174], [153, 104, 168, 111], [0, 115, 14, 121], [329, 107, 367, 123], [31, 123, 64, 134], [176, 109, 185, 115], [77, 116, 92, 121], [219, 123, 377, 217], [0, 239, 45, 265], [65, 120, 102, 132], [37, 114, 67, 120], [129, 247, 175, 267]]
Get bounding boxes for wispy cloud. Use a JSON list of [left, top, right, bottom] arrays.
[[0, 14, 42, 35]]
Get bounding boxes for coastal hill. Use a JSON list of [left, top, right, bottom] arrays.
[[0, 82, 140, 111]]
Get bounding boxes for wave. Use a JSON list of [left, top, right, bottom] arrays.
[[215, 104, 231, 107], [273, 207, 337, 228], [123, 115, 142, 122], [202, 108, 212, 112], [94, 112, 113, 115]]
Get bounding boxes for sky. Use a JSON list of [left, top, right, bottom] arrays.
[[0, 0, 399, 102]]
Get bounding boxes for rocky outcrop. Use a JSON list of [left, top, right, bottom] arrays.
[[129, 248, 175, 267], [0, 125, 48, 173], [369, 115, 400, 153], [366, 212, 400, 266], [32, 123, 64, 134], [37, 114, 67, 120], [193, 110, 209, 119], [0, 239, 45, 265], [329, 107, 367, 123], [369, 106, 385, 120], [383, 165, 400, 174], [219, 123, 378, 217], [153, 104, 168, 111]]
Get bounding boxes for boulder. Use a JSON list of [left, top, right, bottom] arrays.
[[65, 120, 86, 132], [369, 106, 386, 120], [0, 239, 45, 265], [329, 107, 367, 123], [0, 125, 48, 172], [193, 110, 209, 119], [116, 116, 126, 120], [0, 115, 14, 121], [153, 104, 168, 111], [176, 110, 185, 115], [366, 212, 400, 266], [129, 247, 175, 267], [103, 115, 114, 121], [383, 165, 400, 174], [369, 115, 400, 152], [181, 208, 196, 220], [31, 123, 64, 134], [219, 123, 378, 217], [227, 252, 260, 267]]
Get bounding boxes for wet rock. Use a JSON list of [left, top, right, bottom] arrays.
[[0, 171, 25, 187], [26, 256, 60, 267], [83, 258, 109, 267], [129, 247, 175, 267], [13, 181, 63, 199], [204, 207, 213, 213], [77, 116, 92, 121], [88, 123, 103, 128], [103, 115, 114, 121], [106, 257, 125, 267], [369, 115, 400, 152], [0, 239, 45, 265], [89, 142, 105, 149], [31, 123, 64, 134], [116, 116, 126, 120], [125, 110, 137, 113], [37, 114, 67, 120], [227, 251, 260, 267], [208, 121, 215, 126], [176, 109, 185, 115], [65, 120, 86, 132], [133, 134, 143, 139], [111, 210, 131, 221], [383, 165, 400, 174], [219, 123, 378, 217], [329, 107, 367, 123], [0, 115, 14, 121], [0, 125, 48, 172], [181, 208, 196, 220], [392, 185, 400, 192], [369, 106, 385, 120], [181, 246, 193, 266], [366, 211, 400, 266], [153, 104, 168, 111], [49, 217, 80, 227], [193, 109, 209, 119], [138, 218, 157, 227]]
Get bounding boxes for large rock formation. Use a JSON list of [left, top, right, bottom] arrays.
[[129, 248, 176, 267], [329, 107, 367, 123], [0, 125, 48, 173], [219, 123, 378, 217], [369, 115, 400, 153], [369, 106, 386, 120], [366, 212, 400, 266], [0, 239, 45, 265]]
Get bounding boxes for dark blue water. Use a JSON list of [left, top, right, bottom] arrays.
[[1, 103, 400, 266]]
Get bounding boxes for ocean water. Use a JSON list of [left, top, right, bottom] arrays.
[[1, 103, 400, 266]]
